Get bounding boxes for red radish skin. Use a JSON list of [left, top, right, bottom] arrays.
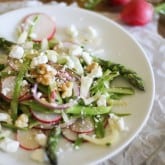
[[120, 0, 154, 26], [19, 92, 32, 102], [34, 122, 55, 130], [70, 118, 94, 134], [62, 128, 78, 143], [30, 109, 62, 124], [22, 13, 56, 42], [62, 128, 93, 143], [110, 0, 130, 6]]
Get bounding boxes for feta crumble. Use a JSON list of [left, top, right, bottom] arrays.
[[30, 53, 48, 68], [110, 114, 129, 131], [15, 114, 29, 128], [46, 50, 58, 63], [82, 51, 93, 65], [80, 76, 93, 98], [35, 133, 47, 147], [97, 95, 107, 106], [88, 64, 103, 78], [69, 45, 83, 56], [0, 113, 11, 123], [41, 38, 48, 51], [9, 45, 24, 59], [0, 138, 19, 153]]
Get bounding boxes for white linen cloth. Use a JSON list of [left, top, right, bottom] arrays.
[[0, 1, 164, 165]]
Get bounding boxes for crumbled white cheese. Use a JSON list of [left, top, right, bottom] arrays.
[[62, 82, 73, 98], [41, 38, 48, 51], [17, 31, 28, 44], [65, 56, 75, 69], [83, 94, 98, 105], [30, 53, 48, 68], [0, 137, 19, 153], [9, 45, 24, 59], [69, 45, 83, 56], [1, 76, 15, 97], [80, 76, 93, 98], [0, 130, 11, 138], [0, 113, 10, 122], [45, 64, 57, 75], [82, 51, 93, 65], [110, 114, 129, 131], [97, 95, 107, 106], [1, 88, 11, 96], [66, 24, 79, 38], [22, 80, 28, 87], [15, 114, 29, 128], [31, 148, 46, 163], [35, 133, 47, 147], [46, 50, 58, 63], [29, 33, 37, 39], [70, 56, 83, 75], [88, 65, 102, 78]]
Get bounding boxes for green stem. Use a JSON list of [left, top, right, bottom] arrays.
[[66, 105, 112, 116], [10, 60, 30, 121], [46, 127, 61, 165]]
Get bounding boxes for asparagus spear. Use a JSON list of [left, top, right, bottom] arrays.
[[94, 57, 145, 91], [46, 127, 61, 165], [0, 37, 15, 53], [10, 60, 30, 121]]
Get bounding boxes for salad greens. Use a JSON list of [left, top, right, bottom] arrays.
[[0, 12, 145, 165]]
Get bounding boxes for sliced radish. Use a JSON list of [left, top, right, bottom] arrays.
[[17, 129, 41, 150], [70, 117, 94, 133], [0, 76, 30, 101], [62, 128, 78, 142], [22, 13, 56, 41], [30, 109, 62, 124], [34, 122, 55, 130]]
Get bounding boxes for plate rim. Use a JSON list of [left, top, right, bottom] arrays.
[[0, 5, 155, 165]]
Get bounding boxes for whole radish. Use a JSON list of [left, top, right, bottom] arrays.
[[110, 0, 131, 6], [120, 0, 154, 26]]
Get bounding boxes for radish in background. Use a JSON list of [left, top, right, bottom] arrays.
[[120, 0, 154, 26]]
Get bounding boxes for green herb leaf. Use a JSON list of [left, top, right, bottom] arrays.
[[46, 127, 61, 165]]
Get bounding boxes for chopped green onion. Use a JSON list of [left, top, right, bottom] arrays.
[[66, 105, 112, 116]]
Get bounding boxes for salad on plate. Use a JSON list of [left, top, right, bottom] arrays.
[[0, 13, 144, 164]]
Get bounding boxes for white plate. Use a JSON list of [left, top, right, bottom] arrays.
[[0, 5, 155, 165]]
